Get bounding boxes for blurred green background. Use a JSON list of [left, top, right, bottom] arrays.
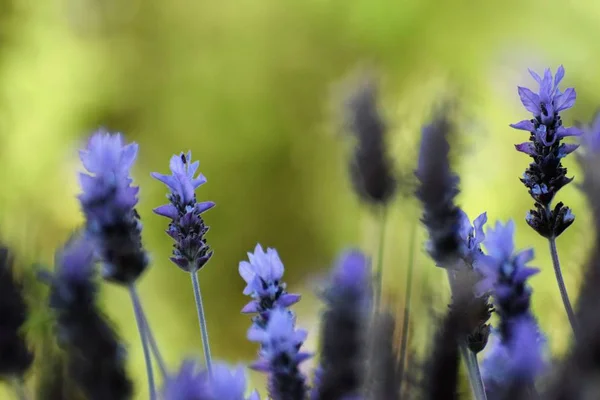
[[1, 0, 599, 398]]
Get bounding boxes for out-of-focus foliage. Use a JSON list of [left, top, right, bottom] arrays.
[[1, 0, 599, 397]]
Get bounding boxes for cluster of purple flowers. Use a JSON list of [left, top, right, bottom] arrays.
[[3, 64, 600, 400]]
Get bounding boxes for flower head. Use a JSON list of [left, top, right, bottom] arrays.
[[312, 250, 371, 400], [248, 308, 310, 400], [78, 130, 148, 284], [482, 317, 546, 390], [510, 67, 580, 238], [415, 113, 463, 268], [239, 244, 300, 324], [477, 220, 545, 390], [163, 360, 259, 400], [515, 66, 576, 125], [477, 221, 539, 313], [344, 76, 397, 204], [152, 151, 214, 272], [42, 234, 133, 400]]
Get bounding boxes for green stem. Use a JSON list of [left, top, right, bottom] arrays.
[[128, 284, 156, 400], [190, 271, 213, 375], [139, 306, 168, 379], [12, 377, 29, 400], [548, 236, 579, 339], [374, 207, 388, 308], [397, 222, 417, 395], [445, 270, 487, 400]]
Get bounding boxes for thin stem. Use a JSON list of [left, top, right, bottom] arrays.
[[548, 237, 579, 338], [461, 345, 487, 400], [139, 306, 168, 379], [445, 269, 487, 400], [397, 222, 417, 395], [374, 206, 388, 309], [12, 377, 29, 400], [128, 284, 156, 400], [190, 271, 213, 375]]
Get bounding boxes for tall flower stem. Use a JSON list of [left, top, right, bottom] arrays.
[[461, 345, 487, 400], [190, 271, 213, 375], [140, 307, 168, 378], [397, 222, 417, 395], [12, 377, 29, 400], [548, 236, 579, 338], [445, 270, 487, 400], [373, 206, 388, 309], [128, 285, 156, 400]]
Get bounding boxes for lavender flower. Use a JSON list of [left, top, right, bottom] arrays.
[[312, 250, 371, 400], [163, 360, 259, 400], [78, 130, 148, 284], [415, 113, 462, 267], [478, 221, 545, 392], [248, 308, 311, 400], [577, 112, 600, 222], [344, 77, 397, 204], [239, 244, 300, 327], [0, 245, 33, 378], [416, 114, 492, 355], [511, 66, 580, 238], [152, 151, 215, 272], [42, 234, 133, 400]]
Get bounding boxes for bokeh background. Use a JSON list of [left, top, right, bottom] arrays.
[[0, 0, 599, 398]]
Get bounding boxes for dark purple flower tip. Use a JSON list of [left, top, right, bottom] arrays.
[[151, 151, 207, 208]]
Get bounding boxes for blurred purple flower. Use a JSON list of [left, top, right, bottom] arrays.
[[0, 246, 34, 378], [78, 130, 148, 284], [42, 234, 133, 400], [477, 220, 545, 391], [163, 360, 259, 400], [152, 151, 214, 272], [312, 250, 371, 400], [579, 112, 600, 153], [239, 244, 300, 324], [248, 308, 311, 400], [482, 316, 546, 389]]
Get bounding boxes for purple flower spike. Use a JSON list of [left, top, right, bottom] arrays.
[[78, 130, 148, 284], [239, 244, 300, 326], [511, 67, 580, 238], [478, 220, 546, 391], [152, 151, 214, 273], [248, 309, 310, 400]]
